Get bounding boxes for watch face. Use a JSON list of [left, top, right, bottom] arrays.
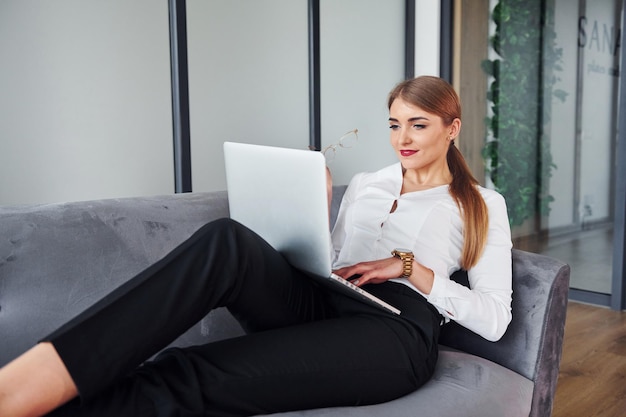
[[393, 248, 412, 255]]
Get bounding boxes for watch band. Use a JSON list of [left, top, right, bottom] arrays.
[[392, 248, 414, 278]]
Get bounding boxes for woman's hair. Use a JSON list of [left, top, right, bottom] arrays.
[[387, 76, 488, 270]]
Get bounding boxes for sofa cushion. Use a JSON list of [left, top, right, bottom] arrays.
[[261, 346, 533, 417], [0, 192, 230, 365]]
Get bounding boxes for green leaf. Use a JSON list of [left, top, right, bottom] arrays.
[[481, 0, 564, 229], [481, 59, 494, 76]]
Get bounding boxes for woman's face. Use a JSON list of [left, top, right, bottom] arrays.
[[388, 97, 459, 175]]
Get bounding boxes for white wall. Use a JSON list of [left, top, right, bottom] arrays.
[[187, 0, 405, 191], [186, 0, 310, 193], [579, 0, 620, 223], [0, 0, 174, 206], [319, 0, 404, 184], [0, 0, 423, 204], [545, 0, 579, 228], [414, 0, 441, 76]]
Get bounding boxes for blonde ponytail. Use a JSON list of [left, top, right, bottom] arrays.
[[447, 144, 489, 269]]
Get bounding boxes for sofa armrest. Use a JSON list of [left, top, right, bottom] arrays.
[[439, 249, 570, 417], [329, 185, 347, 227]]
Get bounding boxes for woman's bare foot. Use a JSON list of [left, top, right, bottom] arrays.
[[0, 342, 77, 417]]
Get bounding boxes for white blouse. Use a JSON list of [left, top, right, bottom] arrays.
[[331, 163, 513, 342]]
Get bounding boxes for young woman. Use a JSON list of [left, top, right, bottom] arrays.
[[0, 76, 512, 417]]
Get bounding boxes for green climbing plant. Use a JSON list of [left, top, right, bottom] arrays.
[[482, 0, 567, 227]]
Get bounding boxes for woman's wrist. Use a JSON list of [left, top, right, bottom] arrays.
[[408, 261, 435, 295]]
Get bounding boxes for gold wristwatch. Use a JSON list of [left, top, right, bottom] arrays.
[[392, 248, 414, 278]]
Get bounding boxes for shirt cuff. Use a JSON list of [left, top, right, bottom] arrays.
[[427, 272, 456, 320]]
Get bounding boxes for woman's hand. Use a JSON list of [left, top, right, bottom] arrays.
[[333, 257, 404, 286], [333, 257, 435, 294]]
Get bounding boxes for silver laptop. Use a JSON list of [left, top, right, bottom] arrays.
[[223, 141, 400, 315]]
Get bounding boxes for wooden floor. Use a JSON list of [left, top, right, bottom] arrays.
[[551, 301, 626, 417], [514, 224, 614, 294]]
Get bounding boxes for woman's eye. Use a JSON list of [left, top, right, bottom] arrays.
[[413, 124, 426, 129], [389, 125, 400, 130]]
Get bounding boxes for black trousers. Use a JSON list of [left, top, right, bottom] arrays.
[[44, 218, 441, 417]]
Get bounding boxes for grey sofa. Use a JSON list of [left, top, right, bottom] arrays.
[[0, 186, 570, 417]]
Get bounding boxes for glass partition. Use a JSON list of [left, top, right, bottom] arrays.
[[456, 0, 622, 302], [186, 0, 310, 192], [543, 0, 620, 295]]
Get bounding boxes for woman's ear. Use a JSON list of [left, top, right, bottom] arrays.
[[449, 118, 461, 139]]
